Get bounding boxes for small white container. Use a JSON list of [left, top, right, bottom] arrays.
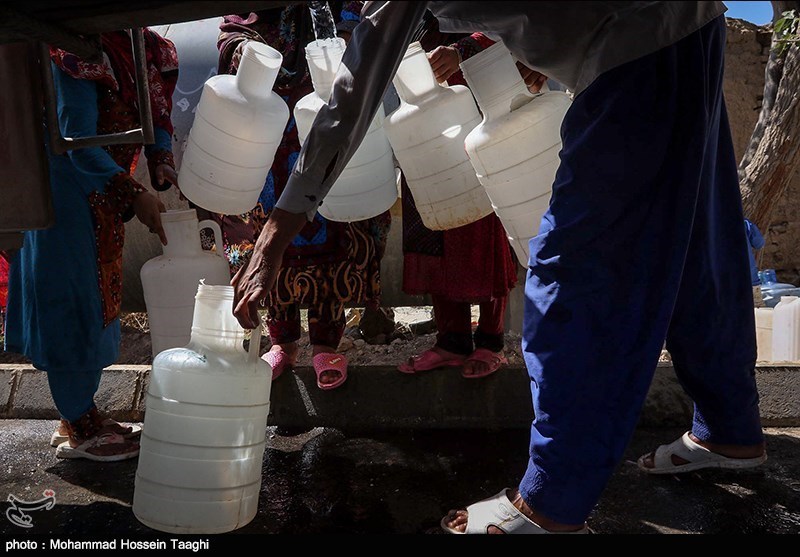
[[294, 38, 397, 222], [178, 41, 290, 215], [384, 41, 490, 230], [771, 296, 800, 361], [754, 307, 773, 362], [140, 209, 231, 357], [462, 41, 572, 266]]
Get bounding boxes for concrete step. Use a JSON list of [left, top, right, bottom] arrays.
[[2, 362, 798, 429]]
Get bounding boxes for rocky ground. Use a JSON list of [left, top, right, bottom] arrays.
[[1, 306, 672, 367], [0, 307, 527, 368]]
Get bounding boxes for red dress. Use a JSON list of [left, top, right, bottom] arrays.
[[401, 29, 518, 303]]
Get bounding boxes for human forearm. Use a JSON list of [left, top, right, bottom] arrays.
[[231, 208, 308, 329]]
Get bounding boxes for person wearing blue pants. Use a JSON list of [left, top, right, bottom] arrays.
[[231, 2, 767, 533], [745, 219, 767, 307]]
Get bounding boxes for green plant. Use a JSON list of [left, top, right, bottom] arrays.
[[773, 9, 800, 56]]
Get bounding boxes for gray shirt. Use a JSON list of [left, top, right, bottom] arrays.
[[277, 1, 727, 221]]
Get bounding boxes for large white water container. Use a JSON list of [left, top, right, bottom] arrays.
[[384, 41, 489, 230], [178, 41, 290, 215], [772, 295, 800, 361], [462, 41, 572, 266], [133, 284, 271, 534], [755, 307, 773, 362], [140, 209, 231, 357], [294, 38, 397, 222]]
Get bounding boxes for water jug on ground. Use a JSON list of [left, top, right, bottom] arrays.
[[294, 38, 397, 222], [133, 284, 271, 534], [772, 295, 800, 362], [384, 41, 490, 230], [461, 41, 572, 266], [755, 307, 773, 362], [178, 40, 289, 215], [759, 269, 800, 308], [140, 209, 231, 357]]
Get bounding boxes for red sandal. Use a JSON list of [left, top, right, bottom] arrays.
[[397, 348, 465, 374], [262, 349, 295, 381], [462, 348, 508, 379], [313, 353, 348, 390]]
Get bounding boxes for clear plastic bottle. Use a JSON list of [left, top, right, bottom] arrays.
[[760, 269, 800, 308]]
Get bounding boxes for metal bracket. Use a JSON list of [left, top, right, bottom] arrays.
[[40, 28, 155, 155]]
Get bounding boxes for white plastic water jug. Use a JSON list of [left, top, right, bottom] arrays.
[[462, 41, 572, 266], [294, 38, 397, 222], [140, 209, 231, 357], [178, 40, 290, 215], [384, 41, 491, 230], [133, 284, 271, 534], [771, 295, 800, 361], [755, 307, 773, 362]]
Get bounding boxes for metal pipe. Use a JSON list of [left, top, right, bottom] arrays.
[[39, 37, 152, 155], [131, 28, 155, 145]]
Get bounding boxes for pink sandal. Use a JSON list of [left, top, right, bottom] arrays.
[[262, 349, 295, 381], [462, 348, 508, 379], [313, 353, 348, 390], [397, 348, 466, 374]]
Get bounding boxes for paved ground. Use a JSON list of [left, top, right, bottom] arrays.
[[1, 420, 799, 542]]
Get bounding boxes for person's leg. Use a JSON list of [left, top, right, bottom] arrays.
[[445, 16, 745, 533], [399, 294, 472, 372], [47, 368, 100, 422], [308, 301, 347, 387], [433, 294, 474, 356], [638, 75, 764, 470], [399, 294, 472, 373], [463, 296, 508, 378], [47, 369, 138, 459], [46, 366, 140, 446]]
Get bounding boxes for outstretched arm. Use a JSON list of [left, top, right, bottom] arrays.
[[232, 1, 427, 329]]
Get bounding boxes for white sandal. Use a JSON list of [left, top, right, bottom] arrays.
[[637, 432, 767, 474], [440, 489, 589, 534]]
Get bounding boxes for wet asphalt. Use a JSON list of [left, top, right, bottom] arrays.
[[1, 420, 799, 542]]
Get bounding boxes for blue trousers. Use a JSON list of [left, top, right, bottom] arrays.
[[46, 369, 100, 422], [519, 16, 763, 525]]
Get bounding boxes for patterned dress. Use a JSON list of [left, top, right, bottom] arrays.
[[201, 3, 390, 345], [4, 30, 178, 372]]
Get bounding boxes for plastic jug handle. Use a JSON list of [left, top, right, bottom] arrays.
[[198, 219, 225, 259], [248, 322, 262, 364]]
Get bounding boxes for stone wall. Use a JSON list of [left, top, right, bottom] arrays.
[[725, 18, 800, 284]]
